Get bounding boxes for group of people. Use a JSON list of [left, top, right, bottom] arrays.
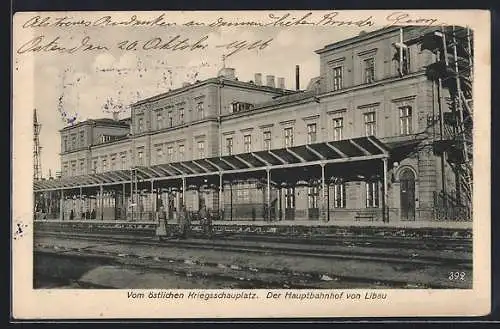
[[156, 203, 213, 241]]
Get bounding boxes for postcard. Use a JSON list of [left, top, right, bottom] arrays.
[[12, 10, 491, 319]]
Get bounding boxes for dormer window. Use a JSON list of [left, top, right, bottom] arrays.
[[100, 135, 112, 143], [231, 102, 254, 113]]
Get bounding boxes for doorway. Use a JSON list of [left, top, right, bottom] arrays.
[[400, 169, 416, 221]]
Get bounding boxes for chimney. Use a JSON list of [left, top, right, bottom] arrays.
[[295, 65, 300, 90], [266, 75, 275, 88], [254, 73, 262, 86], [218, 67, 236, 80], [112, 111, 119, 121], [277, 77, 285, 89]]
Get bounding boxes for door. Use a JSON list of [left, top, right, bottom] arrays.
[[115, 192, 123, 220], [400, 169, 416, 221], [307, 186, 319, 220], [284, 187, 295, 220]]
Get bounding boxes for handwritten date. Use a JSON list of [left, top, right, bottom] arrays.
[[118, 35, 209, 52], [16, 34, 273, 58]]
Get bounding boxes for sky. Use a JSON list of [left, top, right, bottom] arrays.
[[15, 13, 380, 178]]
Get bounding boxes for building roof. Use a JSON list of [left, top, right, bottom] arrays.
[[132, 76, 298, 107], [34, 136, 390, 191], [221, 90, 317, 119], [314, 26, 428, 54], [59, 118, 130, 132]]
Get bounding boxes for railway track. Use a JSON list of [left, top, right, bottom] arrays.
[[36, 231, 472, 269], [35, 243, 459, 290], [222, 233, 472, 252], [34, 222, 473, 252]]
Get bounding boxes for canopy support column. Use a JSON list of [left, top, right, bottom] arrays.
[[59, 189, 64, 221], [267, 169, 271, 222], [182, 177, 186, 208], [79, 187, 83, 220], [382, 158, 389, 223], [130, 169, 135, 222], [219, 173, 224, 220], [321, 163, 326, 222], [151, 180, 156, 221], [230, 179, 233, 221], [99, 185, 104, 221], [122, 183, 126, 220]]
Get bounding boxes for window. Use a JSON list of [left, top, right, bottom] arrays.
[[167, 146, 174, 162], [308, 186, 319, 209], [102, 159, 107, 172], [307, 123, 317, 144], [79, 160, 85, 173], [237, 183, 250, 202], [399, 106, 412, 135], [92, 159, 98, 173], [168, 111, 173, 127], [244, 134, 252, 152], [226, 137, 233, 155], [231, 102, 253, 113], [137, 150, 143, 165], [364, 112, 376, 136], [63, 137, 68, 152], [100, 135, 111, 143], [366, 181, 379, 208], [285, 187, 295, 209], [71, 162, 76, 176], [110, 156, 116, 170], [197, 102, 204, 119], [120, 153, 127, 169], [333, 182, 346, 208], [197, 141, 205, 159], [284, 127, 294, 148], [79, 131, 85, 146], [333, 118, 343, 141], [63, 164, 68, 176], [179, 108, 185, 124], [333, 66, 343, 91], [263, 131, 272, 150], [156, 112, 163, 129], [156, 147, 163, 162], [395, 46, 411, 76], [363, 58, 375, 83], [402, 48, 410, 75], [178, 145, 185, 160], [71, 134, 76, 149], [138, 118, 144, 133]]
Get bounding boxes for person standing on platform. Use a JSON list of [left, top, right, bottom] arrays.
[[179, 204, 190, 239], [199, 204, 212, 239], [156, 205, 168, 241]]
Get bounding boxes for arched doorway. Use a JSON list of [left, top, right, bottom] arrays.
[[400, 169, 416, 221]]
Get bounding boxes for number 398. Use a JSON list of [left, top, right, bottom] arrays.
[[448, 271, 466, 280]]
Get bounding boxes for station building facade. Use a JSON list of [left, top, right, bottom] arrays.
[[45, 26, 462, 223]]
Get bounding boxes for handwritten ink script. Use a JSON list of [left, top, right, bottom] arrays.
[[16, 34, 274, 58], [20, 12, 443, 30], [21, 12, 377, 29], [13, 222, 28, 240], [16, 12, 444, 57]]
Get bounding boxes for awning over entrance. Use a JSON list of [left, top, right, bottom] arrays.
[[34, 136, 390, 191]]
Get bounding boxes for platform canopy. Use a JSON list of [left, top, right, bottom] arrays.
[[33, 136, 390, 191]]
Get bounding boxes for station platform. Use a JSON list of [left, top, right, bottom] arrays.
[[36, 218, 472, 230], [204, 220, 472, 230]]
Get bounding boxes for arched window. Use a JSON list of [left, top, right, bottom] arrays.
[[399, 168, 415, 181]]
